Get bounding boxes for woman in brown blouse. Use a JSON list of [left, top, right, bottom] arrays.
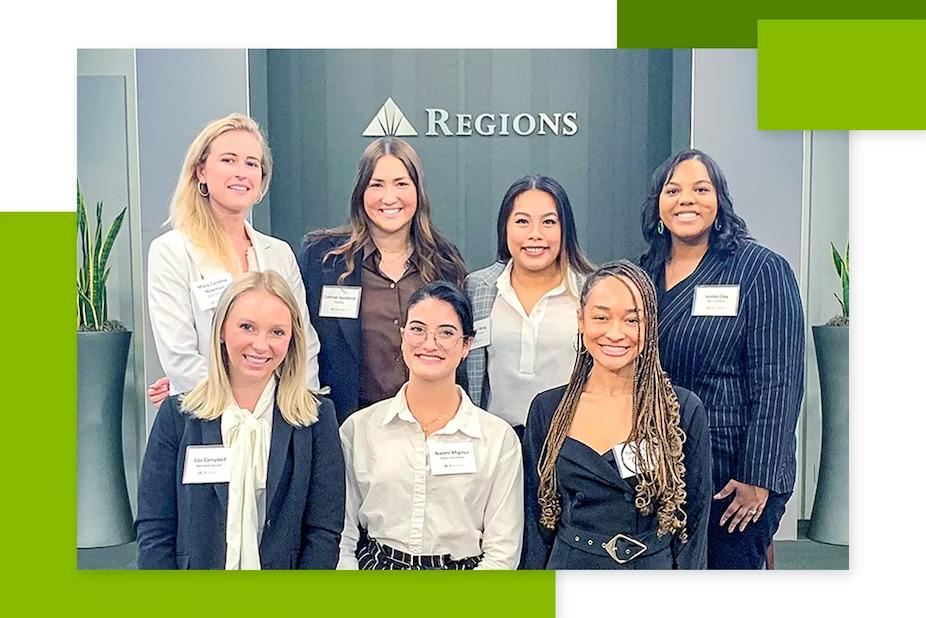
[[298, 137, 467, 423]]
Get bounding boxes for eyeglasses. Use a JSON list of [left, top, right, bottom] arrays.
[[401, 324, 465, 350]]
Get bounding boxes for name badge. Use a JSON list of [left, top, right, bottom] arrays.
[[319, 285, 362, 319], [691, 285, 740, 317], [612, 440, 648, 479], [182, 445, 231, 484], [470, 318, 491, 350], [192, 275, 233, 313], [429, 441, 477, 476]]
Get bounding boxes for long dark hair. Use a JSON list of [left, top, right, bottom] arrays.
[[495, 174, 595, 276], [305, 137, 467, 286], [639, 149, 752, 273]]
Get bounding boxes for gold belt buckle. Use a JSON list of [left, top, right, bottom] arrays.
[[603, 533, 647, 564]]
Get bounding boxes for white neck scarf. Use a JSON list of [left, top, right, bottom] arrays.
[[221, 378, 275, 570]]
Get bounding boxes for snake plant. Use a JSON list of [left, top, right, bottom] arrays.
[[77, 181, 127, 331], [830, 241, 849, 325]]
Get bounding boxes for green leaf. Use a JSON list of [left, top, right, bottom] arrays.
[[842, 271, 850, 319], [829, 240, 849, 321], [831, 242, 845, 279], [97, 207, 127, 282]]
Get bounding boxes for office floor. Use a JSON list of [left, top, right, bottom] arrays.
[[77, 521, 848, 570], [772, 520, 849, 569]]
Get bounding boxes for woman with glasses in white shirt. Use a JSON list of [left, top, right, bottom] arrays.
[[338, 281, 523, 570], [464, 175, 595, 439]]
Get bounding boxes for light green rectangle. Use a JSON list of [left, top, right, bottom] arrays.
[[758, 19, 926, 129]]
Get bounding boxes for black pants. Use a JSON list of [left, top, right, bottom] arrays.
[[707, 490, 791, 569]]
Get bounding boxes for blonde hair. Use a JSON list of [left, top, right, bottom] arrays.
[[536, 260, 689, 540], [168, 113, 273, 273], [181, 271, 318, 426]]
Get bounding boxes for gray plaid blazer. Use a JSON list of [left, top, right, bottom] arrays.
[[463, 261, 585, 412], [463, 261, 508, 408]]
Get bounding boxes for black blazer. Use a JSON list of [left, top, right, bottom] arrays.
[[521, 385, 711, 570], [298, 234, 467, 424], [647, 241, 804, 495], [135, 395, 345, 569]]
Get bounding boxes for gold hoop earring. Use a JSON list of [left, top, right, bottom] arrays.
[[197, 182, 209, 198]]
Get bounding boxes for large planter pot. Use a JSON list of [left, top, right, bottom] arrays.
[[807, 325, 849, 546], [77, 330, 135, 548]]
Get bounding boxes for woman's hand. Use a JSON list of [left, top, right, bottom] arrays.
[[714, 479, 770, 533], [147, 376, 171, 407]]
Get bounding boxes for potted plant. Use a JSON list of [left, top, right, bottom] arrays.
[[807, 241, 849, 546], [76, 181, 135, 548]]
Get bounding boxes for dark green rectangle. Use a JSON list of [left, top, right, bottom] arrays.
[[758, 19, 926, 129], [2, 211, 554, 615], [617, 0, 926, 48]]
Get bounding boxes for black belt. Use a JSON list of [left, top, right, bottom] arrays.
[[557, 524, 671, 564]]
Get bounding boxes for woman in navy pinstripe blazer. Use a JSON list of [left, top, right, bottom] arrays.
[[640, 150, 804, 569]]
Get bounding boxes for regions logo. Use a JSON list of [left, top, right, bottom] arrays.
[[362, 97, 578, 137], [362, 98, 418, 137]]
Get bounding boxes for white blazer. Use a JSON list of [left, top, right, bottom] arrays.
[[147, 222, 321, 395]]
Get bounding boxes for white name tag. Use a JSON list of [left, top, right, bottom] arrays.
[[429, 441, 477, 476], [691, 285, 740, 317], [192, 275, 233, 313], [470, 317, 491, 350], [319, 285, 362, 319], [613, 440, 648, 479], [182, 445, 231, 484]]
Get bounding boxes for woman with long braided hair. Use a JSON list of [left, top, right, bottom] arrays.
[[521, 260, 711, 569]]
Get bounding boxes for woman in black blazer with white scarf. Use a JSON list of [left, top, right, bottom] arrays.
[[136, 271, 344, 570]]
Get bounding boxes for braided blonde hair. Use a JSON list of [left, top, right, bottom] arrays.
[[536, 260, 689, 540]]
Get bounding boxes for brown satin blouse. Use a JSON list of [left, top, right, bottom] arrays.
[[358, 245, 424, 407]]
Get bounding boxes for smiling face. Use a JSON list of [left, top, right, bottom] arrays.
[[579, 275, 645, 376], [221, 288, 293, 388], [401, 297, 471, 384], [363, 154, 418, 241], [506, 189, 562, 277], [196, 130, 264, 218], [658, 157, 718, 246]]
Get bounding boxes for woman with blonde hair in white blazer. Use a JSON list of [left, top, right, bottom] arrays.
[[147, 113, 320, 403]]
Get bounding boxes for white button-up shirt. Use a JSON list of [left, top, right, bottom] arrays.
[[338, 384, 523, 569], [487, 261, 581, 426]]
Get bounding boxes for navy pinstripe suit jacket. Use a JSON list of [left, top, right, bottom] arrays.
[[647, 241, 804, 495]]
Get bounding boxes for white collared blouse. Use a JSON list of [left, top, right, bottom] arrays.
[[486, 260, 581, 426], [338, 384, 523, 569]]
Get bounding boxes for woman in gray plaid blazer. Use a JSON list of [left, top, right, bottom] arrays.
[[463, 175, 594, 435]]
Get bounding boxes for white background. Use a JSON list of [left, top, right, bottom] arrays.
[[4, 0, 922, 614]]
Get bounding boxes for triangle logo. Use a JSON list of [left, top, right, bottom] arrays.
[[362, 97, 418, 137]]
